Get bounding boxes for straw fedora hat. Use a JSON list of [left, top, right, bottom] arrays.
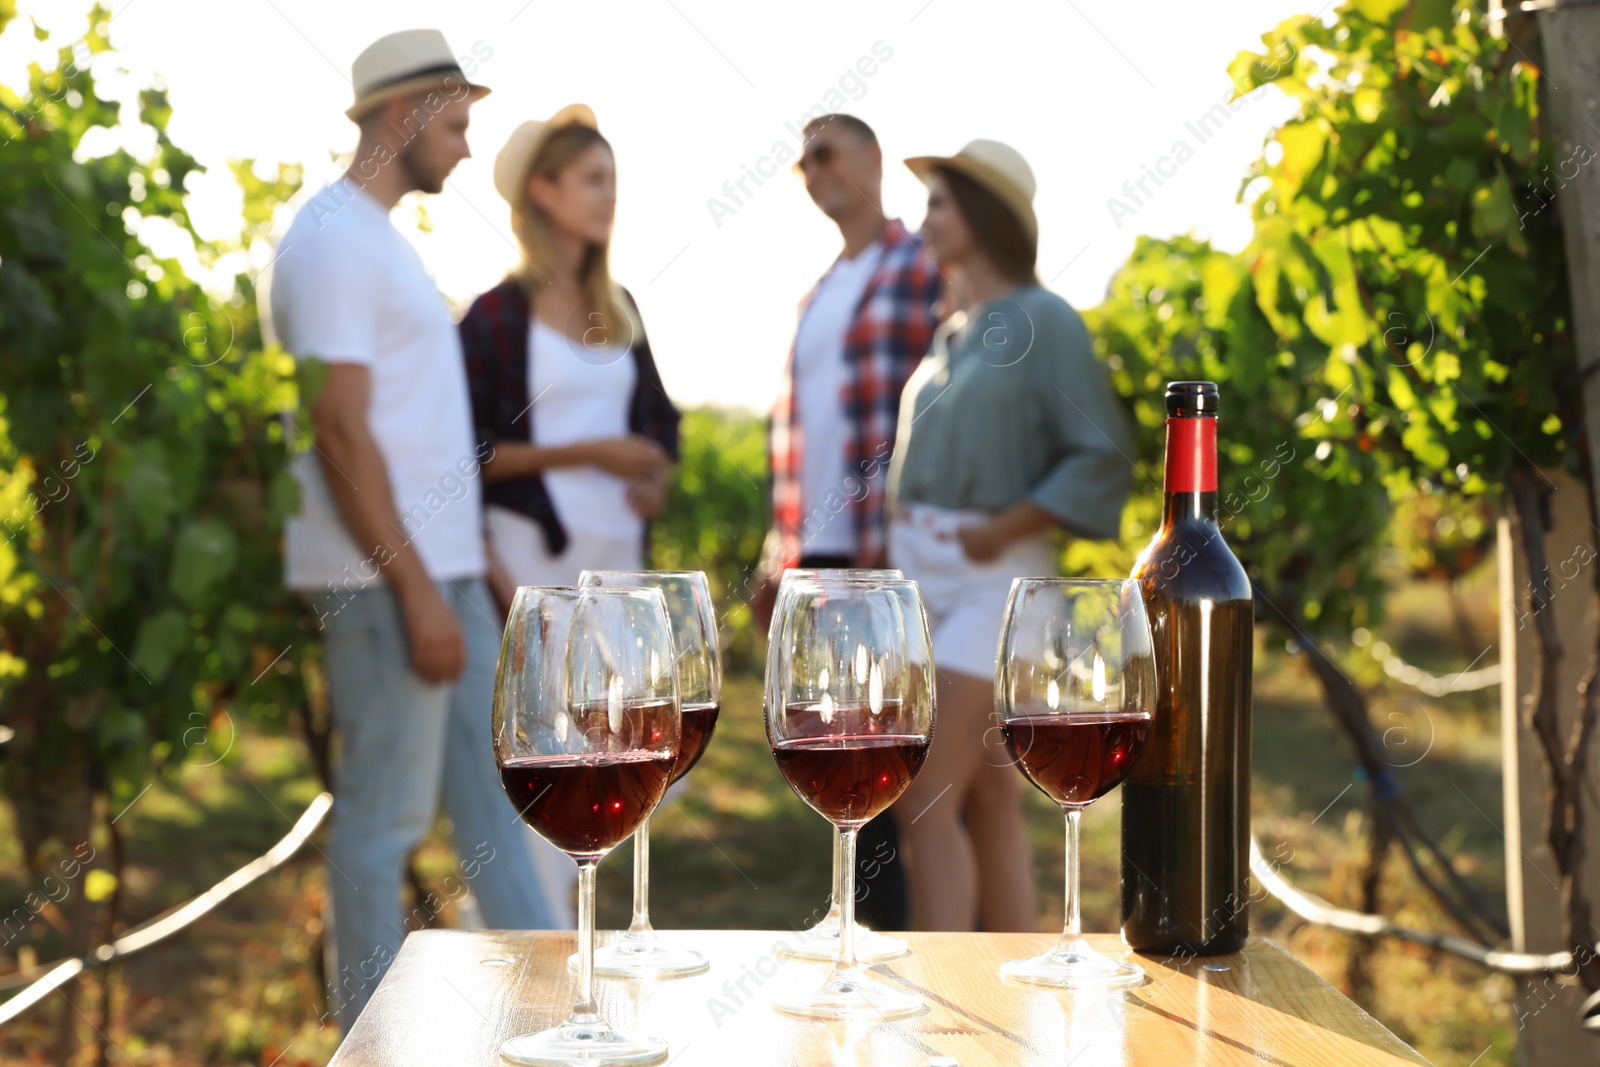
[[905, 139, 1038, 244], [346, 29, 490, 122], [493, 104, 600, 206]]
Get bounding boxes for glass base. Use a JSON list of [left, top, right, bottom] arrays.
[[771, 965, 924, 1021], [779, 916, 908, 963], [999, 938, 1146, 990], [500, 1018, 667, 1066], [574, 931, 710, 979]]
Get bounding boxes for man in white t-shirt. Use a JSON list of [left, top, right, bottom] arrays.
[[264, 30, 558, 1031]]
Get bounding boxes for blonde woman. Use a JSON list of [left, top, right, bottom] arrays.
[[461, 104, 680, 612], [460, 106, 680, 924]]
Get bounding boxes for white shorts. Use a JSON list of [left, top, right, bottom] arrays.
[[888, 503, 1059, 680]]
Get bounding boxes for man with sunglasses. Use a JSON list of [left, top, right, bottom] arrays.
[[756, 113, 943, 932]]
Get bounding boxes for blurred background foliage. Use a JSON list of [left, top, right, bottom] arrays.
[[1088, 0, 1574, 637], [0, 1, 312, 923], [646, 409, 766, 673]]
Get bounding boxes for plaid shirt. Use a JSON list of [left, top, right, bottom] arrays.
[[459, 279, 680, 556], [766, 219, 944, 572]]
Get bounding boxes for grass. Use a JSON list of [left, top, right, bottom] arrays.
[[0, 567, 1516, 1065]]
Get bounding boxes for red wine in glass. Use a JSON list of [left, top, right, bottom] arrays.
[[499, 696, 677, 860], [492, 585, 680, 1064], [995, 577, 1158, 991], [669, 702, 719, 785], [500, 751, 672, 859], [772, 731, 928, 827], [1002, 712, 1151, 808], [764, 578, 935, 1020], [577, 570, 722, 983]]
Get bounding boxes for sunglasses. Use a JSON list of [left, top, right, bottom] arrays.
[[797, 143, 838, 173]]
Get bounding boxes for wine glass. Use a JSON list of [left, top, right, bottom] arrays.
[[493, 587, 679, 1066], [770, 568, 911, 965], [995, 578, 1156, 989], [765, 578, 935, 1020], [579, 570, 720, 979]]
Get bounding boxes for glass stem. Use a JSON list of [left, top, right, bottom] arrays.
[[837, 827, 859, 970], [1063, 808, 1083, 944], [574, 860, 599, 1023], [628, 817, 652, 936], [828, 832, 842, 919]]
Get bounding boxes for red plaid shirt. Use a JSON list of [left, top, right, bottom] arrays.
[[765, 220, 943, 572]]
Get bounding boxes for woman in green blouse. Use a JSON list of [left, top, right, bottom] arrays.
[[888, 139, 1135, 932]]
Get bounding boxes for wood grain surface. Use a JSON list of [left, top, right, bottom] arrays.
[[329, 930, 1432, 1066]]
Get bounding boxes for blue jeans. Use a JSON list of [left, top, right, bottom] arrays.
[[308, 576, 560, 1030]]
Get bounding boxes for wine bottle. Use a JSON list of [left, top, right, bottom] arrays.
[[1121, 381, 1254, 955]]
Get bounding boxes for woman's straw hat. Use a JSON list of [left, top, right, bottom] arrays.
[[905, 139, 1037, 243], [493, 104, 600, 207]]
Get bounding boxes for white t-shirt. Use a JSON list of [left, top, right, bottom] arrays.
[[527, 318, 642, 541], [267, 181, 486, 591], [792, 241, 884, 556]]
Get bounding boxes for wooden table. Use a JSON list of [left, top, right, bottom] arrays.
[[329, 929, 1431, 1066]]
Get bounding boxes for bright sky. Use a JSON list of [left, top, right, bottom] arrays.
[[5, 0, 1313, 412]]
